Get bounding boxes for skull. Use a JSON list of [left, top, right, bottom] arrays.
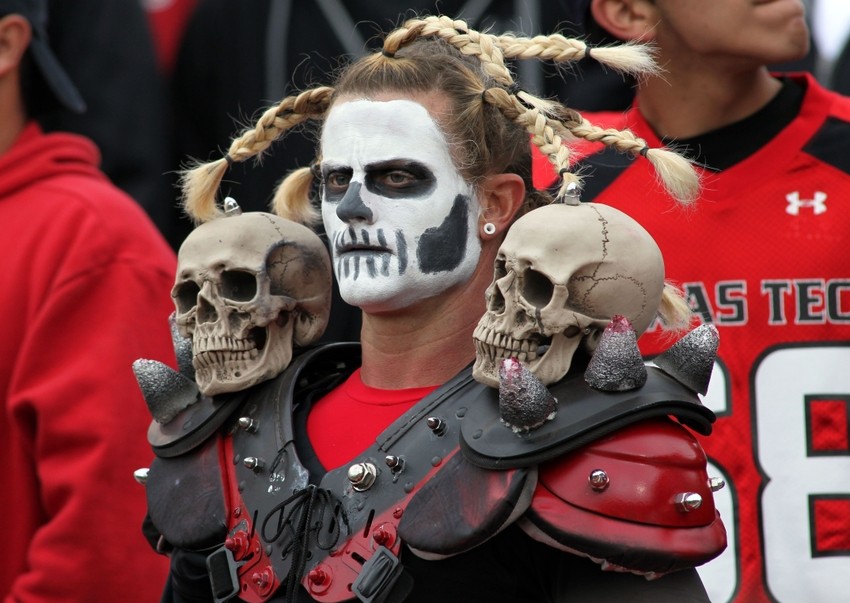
[[172, 212, 332, 396], [473, 203, 664, 387]]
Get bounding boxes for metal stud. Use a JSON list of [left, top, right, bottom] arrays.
[[238, 416, 258, 432], [243, 456, 264, 472], [308, 567, 329, 586], [426, 416, 446, 435], [133, 468, 149, 485], [347, 461, 378, 491], [588, 469, 609, 491], [674, 492, 703, 512], [307, 564, 332, 595], [385, 455, 405, 472], [223, 196, 242, 215], [708, 477, 726, 492]]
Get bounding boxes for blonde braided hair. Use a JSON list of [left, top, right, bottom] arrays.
[[179, 86, 334, 224], [181, 15, 699, 223]]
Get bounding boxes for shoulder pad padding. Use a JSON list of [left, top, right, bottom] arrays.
[[460, 367, 714, 469]]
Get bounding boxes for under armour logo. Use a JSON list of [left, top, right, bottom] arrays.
[[786, 191, 827, 215]]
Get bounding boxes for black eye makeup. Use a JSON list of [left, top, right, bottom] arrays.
[[321, 165, 353, 202], [365, 160, 436, 198]]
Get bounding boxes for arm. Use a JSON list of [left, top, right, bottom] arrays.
[[5, 237, 175, 601]]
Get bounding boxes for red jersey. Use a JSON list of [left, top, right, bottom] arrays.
[[534, 73, 850, 603]]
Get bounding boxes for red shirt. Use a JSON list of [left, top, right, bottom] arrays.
[[307, 368, 438, 469]]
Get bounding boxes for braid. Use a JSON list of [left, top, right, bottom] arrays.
[[178, 15, 700, 231], [387, 16, 514, 86], [483, 87, 580, 203], [388, 17, 694, 206], [271, 166, 321, 226], [179, 86, 334, 224], [565, 115, 700, 205], [495, 35, 659, 76]]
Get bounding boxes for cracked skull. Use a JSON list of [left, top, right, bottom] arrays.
[[473, 203, 665, 387], [172, 212, 332, 396]]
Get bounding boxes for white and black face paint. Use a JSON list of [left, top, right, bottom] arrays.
[[320, 99, 482, 313]]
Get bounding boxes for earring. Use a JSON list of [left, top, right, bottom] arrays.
[[483, 222, 496, 235]]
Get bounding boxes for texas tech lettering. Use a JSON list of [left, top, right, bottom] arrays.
[[647, 279, 850, 330]]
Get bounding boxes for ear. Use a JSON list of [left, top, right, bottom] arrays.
[[478, 173, 525, 239], [0, 14, 32, 77], [590, 0, 659, 42]]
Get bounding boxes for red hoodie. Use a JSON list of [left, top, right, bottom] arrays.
[[0, 124, 176, 602]]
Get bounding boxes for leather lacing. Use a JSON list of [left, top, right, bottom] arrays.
[[261, 483, 349, 600]]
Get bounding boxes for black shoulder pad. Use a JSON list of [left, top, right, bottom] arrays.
[[460, 367, 715, 470], [147, 343, 359, 459]]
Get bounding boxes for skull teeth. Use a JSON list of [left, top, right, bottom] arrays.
[[473, 325, 542, 363], [194, 347, 260, 369]]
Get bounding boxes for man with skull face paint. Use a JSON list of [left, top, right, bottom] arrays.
[[320, 98, 483, 315], [143, 15, 726, 603]]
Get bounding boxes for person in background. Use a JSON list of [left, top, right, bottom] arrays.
[[40, 0, 176, 241], [0, 1, 176, 600], [534, 1, 850, 602]]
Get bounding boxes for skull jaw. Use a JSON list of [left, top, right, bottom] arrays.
[[472, 331, 582, 388], [193, 319, 295, 396]]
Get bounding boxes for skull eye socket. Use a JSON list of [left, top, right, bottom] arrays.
[[521, 269, 554, 308], [173, 281, 200, 314], [493, 258, 507, 280], [221, 270, 258, 302], [487, 259, 508, 312]]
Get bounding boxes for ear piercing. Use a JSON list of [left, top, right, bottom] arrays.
[[483, 222, 496, 235]]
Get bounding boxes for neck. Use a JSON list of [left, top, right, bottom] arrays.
[[0, 80, 27, 155], [357, 259, 494, 389], [637, 63, 782, 139]]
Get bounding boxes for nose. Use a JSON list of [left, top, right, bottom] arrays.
[[336, 181, 373, 223], [196, 281, 219, 324]]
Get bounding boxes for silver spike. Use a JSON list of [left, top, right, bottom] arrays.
[[132, 358, 200, 424], [653, 324, 719, 395], [585, 315, 647, 391], [133, 468, 149, 485], [559, 180, 582, 206], [223, 196, 242, 215], [708, 477, 726, 492]]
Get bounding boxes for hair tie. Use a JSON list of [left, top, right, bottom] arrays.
[[507, 82, 522, 96], [558, 167, 571, 177], [639, 146, 650, 158], [224, 154, 235, 167], [382, 48, 396, 58], [584, 45, 593, 60]]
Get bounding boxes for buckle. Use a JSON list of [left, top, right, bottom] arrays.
[[206, 546, 240, 603], [351, 546, 403, 603]]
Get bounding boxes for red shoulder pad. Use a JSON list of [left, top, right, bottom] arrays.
[[521, 417, 726, 577]]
